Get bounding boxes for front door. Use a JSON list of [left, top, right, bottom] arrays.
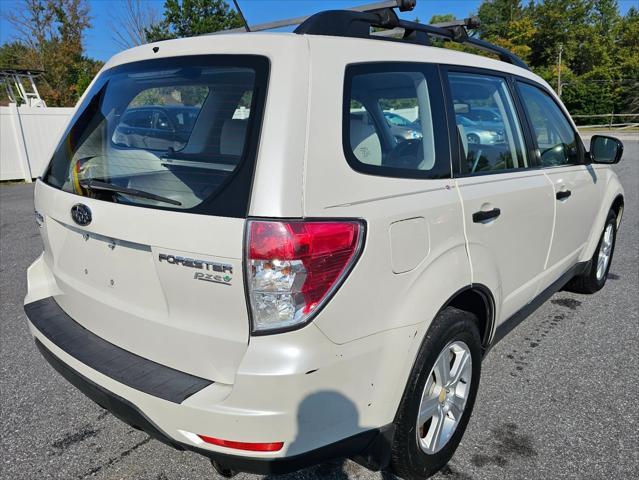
[[447, 71, 555, 322], [516, 81, 602, 273]]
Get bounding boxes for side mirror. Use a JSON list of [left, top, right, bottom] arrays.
[[589, 135, 623, 164]]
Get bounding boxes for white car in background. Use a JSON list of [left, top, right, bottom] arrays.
[[24, 2, 624, 478]]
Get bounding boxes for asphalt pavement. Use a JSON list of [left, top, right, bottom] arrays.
[[1, 135, 638, 480]]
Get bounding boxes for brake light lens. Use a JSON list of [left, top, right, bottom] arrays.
[[246, 220, 364, 333]]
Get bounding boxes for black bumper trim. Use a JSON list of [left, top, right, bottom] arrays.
[[25, 297, 212, 404], [34, 338, 389, 475]]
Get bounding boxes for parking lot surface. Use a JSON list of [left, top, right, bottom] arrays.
[[1, 135, 637, 480]]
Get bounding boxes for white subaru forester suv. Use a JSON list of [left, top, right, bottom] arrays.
[[24, 2, 624, 478]]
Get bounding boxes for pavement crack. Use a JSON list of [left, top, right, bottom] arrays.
[[52, 424, 100, 451], [78, 437, 151, 479]]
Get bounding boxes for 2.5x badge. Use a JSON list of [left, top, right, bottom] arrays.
[[158, 253, 233, 285]]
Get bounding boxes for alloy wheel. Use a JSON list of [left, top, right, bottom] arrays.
[[596, 224, 614, 281], [416, 341, 472, 454]]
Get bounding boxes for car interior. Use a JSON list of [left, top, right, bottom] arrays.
[[61, 67, 256, 209], [517, 82, 579, 167], [349, 71, 436, 171], [449, 74, 528, 173]]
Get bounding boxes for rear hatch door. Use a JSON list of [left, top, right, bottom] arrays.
[[34, 55, 269, 383]]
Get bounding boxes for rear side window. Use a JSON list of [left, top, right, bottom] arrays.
[[448, 72, 528, 174], [517, 82, 581, 167], [343, 63, 450, 179], [44, 55, 269, 217]]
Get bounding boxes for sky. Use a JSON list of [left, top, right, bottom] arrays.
[[1, 0, 637, 61]]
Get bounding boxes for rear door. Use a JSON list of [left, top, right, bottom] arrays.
[[516, 81, 602, 273], [34, 55, 269, 384], [446, 70, 555, 322]]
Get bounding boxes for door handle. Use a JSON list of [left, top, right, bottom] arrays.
[[556, 190, 572, 200], [473, 208, 501, 223]]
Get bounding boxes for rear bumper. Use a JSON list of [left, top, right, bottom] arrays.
[[24, 290, 415, 474], [25, 298, 212, 404], [24, 238, 421, 474], [33, 335, 388, 474]]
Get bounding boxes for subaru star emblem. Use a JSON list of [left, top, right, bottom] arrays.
[[71, 203, 92, 226]]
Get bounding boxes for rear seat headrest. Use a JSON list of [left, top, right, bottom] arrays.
[[349, 112, 382, 165], [220, 119, 248, 156]]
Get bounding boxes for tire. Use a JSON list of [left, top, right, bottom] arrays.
[[565, 209, 617, 294], [389, 307, 482, 480]]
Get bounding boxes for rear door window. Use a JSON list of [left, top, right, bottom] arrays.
[[44, 55, 269, 216], [123, 110, 153, 128], [343, 63, 450, 179]]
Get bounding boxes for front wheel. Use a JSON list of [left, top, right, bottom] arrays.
[[565, 209, 617, 294], [389, 307, 482, 479]]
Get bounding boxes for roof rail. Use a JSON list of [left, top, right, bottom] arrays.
[[293, 10, 530, 70]]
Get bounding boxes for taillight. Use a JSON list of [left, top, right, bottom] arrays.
[[246, 219, 364, 333]]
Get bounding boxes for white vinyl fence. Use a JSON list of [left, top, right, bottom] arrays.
[[0, 105, 73, 181]]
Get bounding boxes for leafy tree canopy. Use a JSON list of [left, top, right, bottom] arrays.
[[145, 0, 243, 42], [473, 0, 639, 116], [1, 0, 637, 117], [1, 0, 103, 106]]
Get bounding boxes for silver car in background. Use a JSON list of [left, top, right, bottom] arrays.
[[457, 114, 502, 144]]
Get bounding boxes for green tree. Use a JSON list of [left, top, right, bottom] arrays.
[[145, 0, 243, 42], [461, 0, 639, 122], [477, 1, 535, 61], [615, 7, 639, 113], [2, 0, 103, 106], [528, 0, 594, 70], [429, 14, 455, 24], [477, 0, 527, 39], [0, 42, 32, 105], [0, 41, 32, 70], [561, 67, 618, 117]]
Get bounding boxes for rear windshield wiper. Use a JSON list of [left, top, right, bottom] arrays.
[[80, 179, 182, 206]]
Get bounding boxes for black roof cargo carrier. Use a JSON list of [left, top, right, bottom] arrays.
[[218, 0, 530, 70]]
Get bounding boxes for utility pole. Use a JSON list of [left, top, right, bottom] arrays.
[[557, 44, 563, 98]]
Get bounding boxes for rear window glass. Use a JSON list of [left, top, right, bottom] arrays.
[[113, 86, 209, 151], [44, 55, 269, 215], [343, 63, 450, 179]]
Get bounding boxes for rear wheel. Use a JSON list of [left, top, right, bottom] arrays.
[[390, 307, 482, 479], [565, 209, 617, 294]]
